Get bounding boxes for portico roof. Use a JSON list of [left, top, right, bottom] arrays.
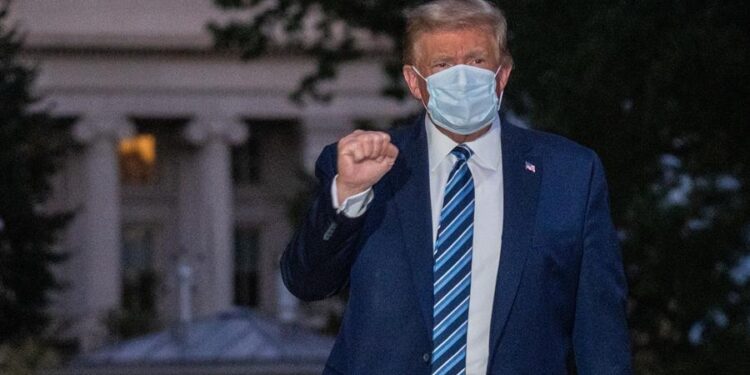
[[55, 308, 334, 375]]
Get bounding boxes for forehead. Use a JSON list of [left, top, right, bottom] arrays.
[[414, 27, 498, 63]]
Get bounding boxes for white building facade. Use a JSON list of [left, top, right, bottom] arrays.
[[11, 0, 416, 352]]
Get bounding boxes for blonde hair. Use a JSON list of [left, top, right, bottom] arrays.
[[403, 0, 512, 66]]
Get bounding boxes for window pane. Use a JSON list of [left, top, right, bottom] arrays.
[[234, 228, 259, 307], [121, 225, 157, 311], [119, 134, 157, 185], [231, 118, 300, 185], [231, 134, 260, 184]]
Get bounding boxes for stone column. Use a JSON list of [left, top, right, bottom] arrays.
[[71, 114, 135, 351], [183, 116, 247, 316]]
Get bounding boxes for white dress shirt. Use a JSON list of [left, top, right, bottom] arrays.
[[332, 114, 504, 374]]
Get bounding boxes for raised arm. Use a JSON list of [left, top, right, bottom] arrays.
[[280, 130, 398, 301]]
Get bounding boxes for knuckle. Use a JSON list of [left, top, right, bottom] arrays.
[[339, 139, 352, 150]]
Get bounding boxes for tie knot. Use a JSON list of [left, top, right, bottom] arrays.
[[451, 144, 473, 162]]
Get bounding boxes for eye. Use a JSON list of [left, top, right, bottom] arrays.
[[431, 62, 452, 73], [471, 58, 485, 65]]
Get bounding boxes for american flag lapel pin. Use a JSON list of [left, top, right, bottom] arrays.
[[525, 161, 536, 173]]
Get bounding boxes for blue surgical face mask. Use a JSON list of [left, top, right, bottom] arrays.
[[413, 64, 502, 135]]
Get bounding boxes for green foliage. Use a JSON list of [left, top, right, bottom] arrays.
[[0, 5, 72, 344], [0, 338, 60, 375], [209, 0, 411, 102], [212, 0, 750, 372]]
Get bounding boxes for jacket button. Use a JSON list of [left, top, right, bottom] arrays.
[[422, 353, 430, 362]]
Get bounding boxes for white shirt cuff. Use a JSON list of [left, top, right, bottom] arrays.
[[331, 175, 374, 218]]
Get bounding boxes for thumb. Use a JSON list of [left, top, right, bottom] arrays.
[[385, 144, 399, 161]]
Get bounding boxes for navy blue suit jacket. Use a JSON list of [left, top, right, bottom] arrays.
[[281, 114, 632, 374]]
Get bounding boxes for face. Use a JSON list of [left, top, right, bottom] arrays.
[[402, 27, 512, 104]]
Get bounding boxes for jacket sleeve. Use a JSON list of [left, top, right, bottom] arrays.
[[573, 153, 633, 374], [280, 144, 367, 301]]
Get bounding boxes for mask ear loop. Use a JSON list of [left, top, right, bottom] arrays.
[[411, 66, 426, 80], [410, 66, 429, 109], [494, 65, 504, 111]]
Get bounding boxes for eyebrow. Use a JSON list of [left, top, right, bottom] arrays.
[[427, 49, 490, 65], [428, 56, 454, 66], [432, 49, 487, 60]]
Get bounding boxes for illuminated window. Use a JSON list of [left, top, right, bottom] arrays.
[[119, 134, 157, 185]]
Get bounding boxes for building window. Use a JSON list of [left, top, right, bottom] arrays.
[[119, 118, 186, 187], [231, 118, 300, 185], [234, 228, 259, 307], [119, 133, 157, 185], [231, 131, 261, 184], [121, 225, 158, 312]]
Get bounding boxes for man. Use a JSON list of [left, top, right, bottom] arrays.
[[281, 0, 632, 373]]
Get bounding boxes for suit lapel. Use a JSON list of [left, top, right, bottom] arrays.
[[390, 119, 434, 333], [488, 120, 541, 356]]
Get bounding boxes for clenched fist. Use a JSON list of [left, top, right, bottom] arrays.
[[336, 130, 399, 203]]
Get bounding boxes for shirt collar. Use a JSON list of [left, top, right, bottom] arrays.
[[425, 113, 502, 172]]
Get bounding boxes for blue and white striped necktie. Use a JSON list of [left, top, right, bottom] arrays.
[[432, 144, 474, 375]]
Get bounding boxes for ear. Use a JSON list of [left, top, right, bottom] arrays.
[[496, 65, 513, 92], [402, 65, 425, 101]]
